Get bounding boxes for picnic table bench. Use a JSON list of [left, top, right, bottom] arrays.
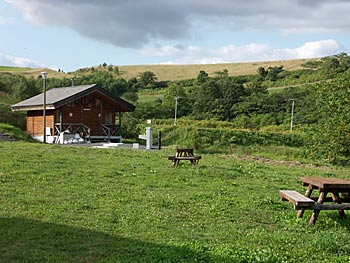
[[168, 148, 201, 167], [280, 177, 350, 224]]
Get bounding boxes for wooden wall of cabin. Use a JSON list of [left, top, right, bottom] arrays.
[[25, 94, 121, 138], [59, 104, 116, 136], [26, 110, 55, 136]]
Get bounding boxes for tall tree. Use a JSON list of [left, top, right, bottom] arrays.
[[138, 71, 157, 89]]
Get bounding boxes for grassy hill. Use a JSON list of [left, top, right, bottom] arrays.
[[0, 66, 67, 79], [1, 58, 318, 81], [117, 58, 317, 81]]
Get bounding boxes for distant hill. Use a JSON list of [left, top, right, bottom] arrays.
[[1, 58, 319, 81]]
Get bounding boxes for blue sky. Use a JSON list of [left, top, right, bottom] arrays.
[[1, 0, 350, 72]]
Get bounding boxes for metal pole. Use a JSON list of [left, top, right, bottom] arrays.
[[42, 72, 48, 143], [158, 131, 161, 150], [290, 99, 295, 133], [174, 96, 178, 126]]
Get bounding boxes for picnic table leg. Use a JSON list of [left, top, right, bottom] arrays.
[[297, 185, 313, 218], [309, 191, 327, 225], [331, 192, 346, 218]]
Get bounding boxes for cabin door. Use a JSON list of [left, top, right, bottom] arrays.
[[105, 112, 113, 124]]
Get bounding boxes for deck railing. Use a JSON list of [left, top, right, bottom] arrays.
[[100, 124, 120, 138], [54, 123, 91, 139]]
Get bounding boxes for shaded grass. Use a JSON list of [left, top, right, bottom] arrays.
[[0, 123, 34, 141], [1, 142, 350, 262]]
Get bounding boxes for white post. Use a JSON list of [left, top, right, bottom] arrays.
[[146, 127, 152, 150]]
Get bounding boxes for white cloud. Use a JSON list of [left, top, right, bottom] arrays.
[[5, 0, 350, 48], [0, 52, 42, 68], [0, 16, 15, 25], [141, 40, 342, 64]]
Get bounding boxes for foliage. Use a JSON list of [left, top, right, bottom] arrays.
[[4, 53, 350, 162], [0, 102, 26, 129], [138, 71, 157, 89], [307, 73, 350, 164]]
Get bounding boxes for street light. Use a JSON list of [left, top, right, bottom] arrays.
[[41, 71, 48, 143]]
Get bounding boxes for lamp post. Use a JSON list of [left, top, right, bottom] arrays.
[[41, 71, 48, 143]]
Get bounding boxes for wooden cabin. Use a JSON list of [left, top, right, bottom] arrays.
[[11, 84, 135, 143]]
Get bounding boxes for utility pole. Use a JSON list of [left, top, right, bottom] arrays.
[[290, 99, 295, 133], [174, 96, 179, 126]]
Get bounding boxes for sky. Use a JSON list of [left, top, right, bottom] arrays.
[[1, 0, 350, 72]]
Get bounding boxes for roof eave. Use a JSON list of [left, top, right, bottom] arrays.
[[11, 105, 55, 112]]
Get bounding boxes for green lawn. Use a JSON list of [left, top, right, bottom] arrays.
[[1, 142, 350, 262]]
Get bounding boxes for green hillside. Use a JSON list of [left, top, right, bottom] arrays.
[[2, 53, 350, 164]]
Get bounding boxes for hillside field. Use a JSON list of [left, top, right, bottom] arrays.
[[1, 141, 350, 262], [1, 58, 318, 81]]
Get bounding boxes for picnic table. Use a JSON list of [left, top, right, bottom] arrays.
[[280, 176, 350, 224], [168, 148, 201, 167]]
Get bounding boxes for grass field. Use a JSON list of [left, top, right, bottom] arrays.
[[117, 58, 317, 81], [0, 67, 68, 78], [2, 58, 317, 81], [1, 141, 350, 262], [0, 66, 33, 72]]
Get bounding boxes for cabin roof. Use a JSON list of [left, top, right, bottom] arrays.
[[11, 84, 135, 112]]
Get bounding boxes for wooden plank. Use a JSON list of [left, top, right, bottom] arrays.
[[300, 176, 350, 190], [173, 156, 201, 160], [279, 190, 315, 210], [314, 203, 350, 210]]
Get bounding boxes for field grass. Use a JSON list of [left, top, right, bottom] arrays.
[[0, 67, 69, 79], [1, 141, 350, 262], [0, 66, 33, 72], [0, 123, 34, 141], [3, 58, 317, 82], [137, 89, 167, 103], [117, 58, 317, 81]]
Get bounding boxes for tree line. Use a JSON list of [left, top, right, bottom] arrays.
[[2, 53, 350, 164]]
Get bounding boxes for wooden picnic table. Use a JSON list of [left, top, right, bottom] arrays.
[[168, 148, 201, 167], [299, 176, 350, 224], [176, 148, 194, 157], [280, 176, 350, 224]]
